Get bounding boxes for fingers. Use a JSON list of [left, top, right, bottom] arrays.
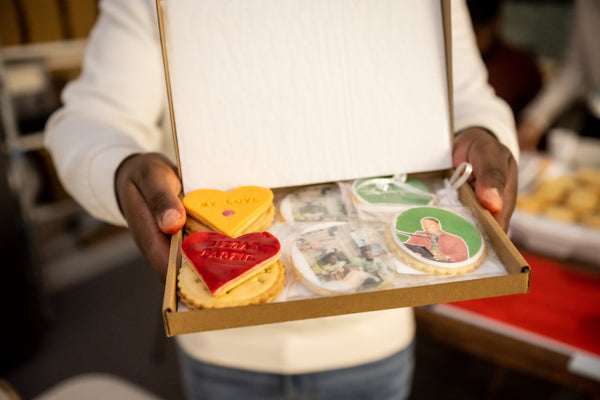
[[473, 159, 518, 232], [119, 177, 171, 282], [116, 153, 186, 234], [115, 153, 186, 282], [453, 128, 518, 232]]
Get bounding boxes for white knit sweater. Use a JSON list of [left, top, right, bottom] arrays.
[[45, 0, 516, 373]]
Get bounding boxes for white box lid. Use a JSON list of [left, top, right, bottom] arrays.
[[160, 0, 452, 193]]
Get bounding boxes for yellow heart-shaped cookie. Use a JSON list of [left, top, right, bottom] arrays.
[[183, 186, 273, 237]]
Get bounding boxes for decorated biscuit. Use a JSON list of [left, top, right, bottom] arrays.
[[184, 186, 274, 237], [181, 231, 281, 296], [185, 203, 275, 236], [386, 207, 486, 275], [178, 259, 285, 309], [352, 176, 433, 206], [290, 222, 395, 296], [279, 184, 348, 223]]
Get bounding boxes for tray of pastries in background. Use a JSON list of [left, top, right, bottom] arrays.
[[511, 153, 600, 265]]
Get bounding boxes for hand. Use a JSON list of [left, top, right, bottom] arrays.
[[115, 153, 186, 282], [517, 120, 544, 151], [432, 250, 449, 262], [452, 128, 518, 232]]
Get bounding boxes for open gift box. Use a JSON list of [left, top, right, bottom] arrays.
[[156, 0, 530, 336]]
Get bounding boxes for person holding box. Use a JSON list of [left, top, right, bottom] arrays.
[[45, 0, 518, 398]]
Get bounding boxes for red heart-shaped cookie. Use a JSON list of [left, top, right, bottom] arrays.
[[181, 231, 281, 296]]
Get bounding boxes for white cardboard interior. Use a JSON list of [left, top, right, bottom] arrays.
[[162, 0, 453, 193]]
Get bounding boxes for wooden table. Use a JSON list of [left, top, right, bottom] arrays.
[[414, 250, 600, 396]]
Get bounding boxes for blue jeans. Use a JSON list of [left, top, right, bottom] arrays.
[[177, 340, 414, 400]]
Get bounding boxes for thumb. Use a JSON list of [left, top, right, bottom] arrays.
[[159, 208, 185, 234], [453, 128, 508, 215], [116, 153, 186, 234], [475, 184, 503, 215]]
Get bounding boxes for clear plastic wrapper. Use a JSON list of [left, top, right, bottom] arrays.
[[266, 167, 508, 303]]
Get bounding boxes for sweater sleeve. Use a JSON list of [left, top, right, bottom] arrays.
[[451, 0, 519, 161], [44, 0, 171, 226], [520, 0, 588, 131]]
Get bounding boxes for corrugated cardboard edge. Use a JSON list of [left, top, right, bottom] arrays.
[[156, 0, 182, 177], [165, 262, 528, 335], [162, 229, 182, 337], [441, 0, 454, 139], [459, 184, 531, 277], [158, 0, 530, 336], [157, 0, 184, 337]]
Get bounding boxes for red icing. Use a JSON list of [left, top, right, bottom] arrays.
[[182, 231, 281, 295]]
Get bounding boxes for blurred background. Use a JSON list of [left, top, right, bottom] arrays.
[[1, 0, 599, 399]]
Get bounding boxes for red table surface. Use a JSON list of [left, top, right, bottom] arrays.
[[450, 252, 600, 356]]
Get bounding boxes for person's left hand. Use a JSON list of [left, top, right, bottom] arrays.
[[452, 127, 518, 232]]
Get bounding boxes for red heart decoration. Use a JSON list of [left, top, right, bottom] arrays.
[[182, 231, 281, 296]]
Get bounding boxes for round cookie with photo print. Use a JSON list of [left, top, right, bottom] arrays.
[[291, 222, 395, 296], [385, 206, 486, 275], [279, 183, 349, 223], [352, 176, 433, 206]]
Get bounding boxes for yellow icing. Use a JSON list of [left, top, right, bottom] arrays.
[[183, 186, 273, 237]]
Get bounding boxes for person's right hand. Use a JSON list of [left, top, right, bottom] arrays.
[[115, 153, 186, 283], [517, 120, 544, 151]]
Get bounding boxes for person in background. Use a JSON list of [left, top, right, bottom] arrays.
[[44, 0, 519, 398], [517, 0, 600, 151], [467, 0, 543, 119]]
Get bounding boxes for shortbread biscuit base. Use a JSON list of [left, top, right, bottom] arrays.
[[384, 225, 486, 275], [178, 259, 285, 309], [185, 204, 275, 236]]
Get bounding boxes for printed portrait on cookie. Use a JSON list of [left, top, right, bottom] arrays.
[[291, 223, 395, 295], [279, 184, 348, 223], [387, 207, 486, 275]]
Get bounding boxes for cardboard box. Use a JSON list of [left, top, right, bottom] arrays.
[[156, 0, 530, 336]]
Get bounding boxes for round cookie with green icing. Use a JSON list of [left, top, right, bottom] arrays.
[[352, 176, 433, 206], [385, 206, 486, 275]]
